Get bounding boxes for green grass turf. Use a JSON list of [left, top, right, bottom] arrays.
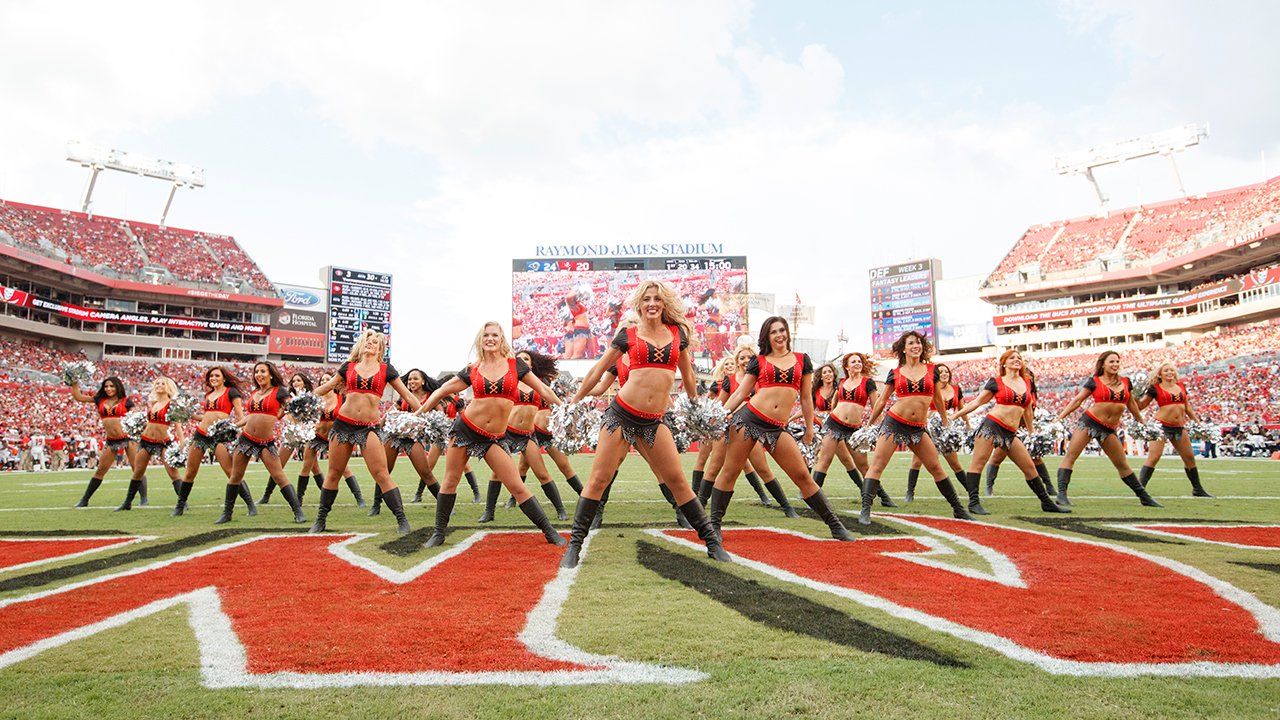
[[0, 453, 1278, 719]]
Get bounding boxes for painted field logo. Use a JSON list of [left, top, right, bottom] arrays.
[[0, 536, 148, 573], [0, 532, 701, 687], [657, 516, 1280, 677], [1110, 524, 1280, 550]]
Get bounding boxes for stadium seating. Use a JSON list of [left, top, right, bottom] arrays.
[[1038, 212, 1133, 274]]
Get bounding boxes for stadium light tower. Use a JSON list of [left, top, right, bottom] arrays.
[[1053, 123, 1209, 209], [66, 141, 205, 226]]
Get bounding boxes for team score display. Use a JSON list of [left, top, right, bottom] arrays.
[[525, 261, 593, 272], [664, 258, 734, 271]]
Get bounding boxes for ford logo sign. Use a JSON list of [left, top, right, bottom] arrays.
[[279, 288, 321, 307]]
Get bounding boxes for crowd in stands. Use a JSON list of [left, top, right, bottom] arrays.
[[0, 199, 274, 293], [1039, 211, 1134, 274]]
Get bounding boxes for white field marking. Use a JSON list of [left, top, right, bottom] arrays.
[[1106, 523, 1280, 551], [0, 531, 704, 687], [0, 535, 155, 574], [649, 520, 1280, 678]]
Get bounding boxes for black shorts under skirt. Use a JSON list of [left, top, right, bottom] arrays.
[[729, 406, 786, 451], [191, 431, 220, 454], [501, 428, 533, 455], [601, 398, 662, 447], [138, 437, 171, 457], [878, 413, 928, 447], [308, 434, 330, 458], [1161, 424, 1185, 442], [331, 418, 376, 448], [106, 436, 132, 451], [451, 416, 502, 458], [975, 416, 1018, 449], [1079, 413, 1118, 442], [823, 415, 858, 442], [233, 433, 279, 460], [533, 428, 554, 450], [378, 430, 417, 454]]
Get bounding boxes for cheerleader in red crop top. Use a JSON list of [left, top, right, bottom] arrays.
[[711, 316, 854, 541], [565, 290, 592, 359], [811, 351, 898, 510], [1054, 350, 1159, 508], [416, 322, 565, 548], [114, 377, 185, 511], [173, 366, 254, 517], [691, 356, 737, 499], [954, 351, 1069, 514], [695, 345, 785, 511], [983, 367, 1055, 499], [211, 361, 308, 525], [488, 350, 573, 522], [1135, 362, 1212, 497], [69, 375, 138, 508], [424, 385, 481, 503], [311, 330, 421, 535], [859, 331, 972, 525], [560, 281, 730, 568], [905, 362, 969, 505], [294, 370, 367, 509], [259, 371, 342, 506], [370, 368, 441, 511]]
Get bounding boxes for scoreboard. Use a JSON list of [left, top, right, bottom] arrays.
[[326, 266, 392, 363], [869, 259, 939, 353]]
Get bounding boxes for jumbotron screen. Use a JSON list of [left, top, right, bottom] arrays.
[[511, 256, 748, 360]]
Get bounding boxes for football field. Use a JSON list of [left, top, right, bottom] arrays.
[[0, 453, 1277, 719]]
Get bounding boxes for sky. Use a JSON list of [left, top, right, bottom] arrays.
[[1, 0, 1277, 369]]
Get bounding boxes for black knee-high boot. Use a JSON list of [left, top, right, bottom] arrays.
[[367, 484, 383, 516], [464, 471, 480, 502], [696, 474, 715, 505], [1120, 472, 1162, 507], [1025, 475, 1071, 513], [1186, 466, 1213, 497], [813, 470, 826, 488], [138, 476, 148, 506], [591, 479, 614, 530], [344, 474, 366, 506], [1034, 461, 1053, 498], [259, 475, 276, 504], [382, 487, 411, 534], [519, 497, 567, 546], [565, 474, 583, 495], [297, 474, 310, 501], [413, 478, 428, 503], [936, 477, 973, 520], [744, 472, 773, 506], [236, 482, 257, 516], [1055, 467, 1073, 506], [985, 463, 999, 496], [504, 481, 520, 509], [172, 481, 194, 516], [424, 492, 457, 547], [309, 487, 339, 533], [962, 472, 990, 515], [904, 468, 920, 503], [115, 479, 143, 511], [479, 481, 502, 522], [278, 483, 308, 523], [858, 477, 880, 525], [541, 480, 568, 520], [802, 490, 854, 540], [869, 469, 897, 507], [1138, 464, 1154, 488], [213, 483, 239, 524], [560, 496, 602, 568], [75, 476, 104, 507], [690, 469, 705, 496], [678, 498, 730, 561], [311, 474, 324, 503], [708, 487, 733, 531], [658, 483, 692, 529], [171, 478, 181, 497], [762, 479, 799, 518]]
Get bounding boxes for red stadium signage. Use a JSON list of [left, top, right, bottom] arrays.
[[0, 284, 269, 335]]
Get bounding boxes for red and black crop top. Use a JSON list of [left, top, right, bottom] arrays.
[[746, 353, 813, 391], [603, 357, 631, 387], [1082, 375, 1132, 404], [246, 386, 290, 416], [838, 377, 876, 405], [611, 324, 688, 372], [320, 394, 343, 422], [932, 384, 963, 411], [96, 397, 134, 418], [516, 386, 548, 409], [444, 396, 465, 419], [396, 393, 427, 412], [1144, 381, 1188, 407], [982, 377, 1031, 408], [203, 387, 241, 414], [460, 358, 532, 402], [814, 388, 836, 412], [146, 401, 170, 426], [567, 297, 587, 319], [885, 364, 939, 398], [338, 361, 400, 397]]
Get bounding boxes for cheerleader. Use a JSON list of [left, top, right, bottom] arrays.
[[565, 290, 591, 359], [415, 322, 565, 548], [372, 368, 440, 514], [561, 281, 728, 568], [114, 377, 185, 511], [173, 367, 255, 517], [695, 344, 787, 512], [983, 368, 1054, 498], [689, 357, 735, 498], [954, 351, 1069, 514], [307, 371, 366, 505], [859, 331, 971, 525], [258, 372, 315, 505], [904, 363, 970, 507], [710, 316, 853, 541], [422, 381, 481, 503], [494, 350, 569, 521], [214, 361, 308, 524], [69, 376, 140, 507], [1054, 350, 1159, 507], [524, 362, 584, 498], [1136, 362, 1212, 497], [811, 353, 898, 508], [310, 330, 421, 534]]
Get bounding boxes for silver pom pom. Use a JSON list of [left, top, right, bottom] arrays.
[[166, 394, 202, 424], [383, 410, 427, 443], [205, 419, 239, 445], [281, 421, 317, 451], [163, 441, 190, 469], [665, 412, 695, 453], [785, 423, 822, 465], [59, 360, 97, 386], [1126, 420, 1162, 442], [927, 414, 965, 455], [422, 410, 453, 450], [552, 372, 579, 399], [1019, 420, 1062, 458], [848, 424, 879, 452], [549, 401, 602, 454], [121, 410, 147, 439], [1188, 420, 1221, 443], [286, 392, 324, 423], [671, 395, 728, 442]]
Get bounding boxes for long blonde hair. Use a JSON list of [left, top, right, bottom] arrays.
[[472, 321, 513, 361], [1152, 361, 1178, 384], [149, 377, 178, 404], [710, 356, 735, 382], [733, 344, 756, 373], [630, 280, 693, 344], [348, 329, 387, 363]]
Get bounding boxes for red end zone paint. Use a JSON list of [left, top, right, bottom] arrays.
[[657, 517, 1280, 676], [1123, 524, 1280, 550], [0, 532, 702, 687], [0, 537, 143, 573]]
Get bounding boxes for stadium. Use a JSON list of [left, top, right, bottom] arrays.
[[2, 5, 1279, 719]]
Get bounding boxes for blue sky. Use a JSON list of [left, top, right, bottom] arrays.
[[1, 1, 1276, 368]]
